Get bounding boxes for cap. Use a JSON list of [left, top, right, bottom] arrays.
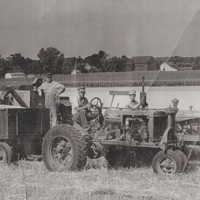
[[129, 90, 136, 96], [172, 98, 179, 104], [46, 73, 52, 78], [32, 78, 43, 87], [78, 86, 86, 93]]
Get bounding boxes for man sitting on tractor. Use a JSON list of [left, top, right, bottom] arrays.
[[126, 89, 148, 141], [172, 98, 179, 114], [126, 90, 140, 110], [73, 86, 93, 133]]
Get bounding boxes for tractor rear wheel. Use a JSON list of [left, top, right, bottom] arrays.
[[42, 124, 87, 171], [0, 142, 12, 165], [152, 150, 182, 175]]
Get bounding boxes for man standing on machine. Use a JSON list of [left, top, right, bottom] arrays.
[[38, 73, 65, 127]]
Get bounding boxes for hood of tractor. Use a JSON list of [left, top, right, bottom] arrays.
[[176, 110, 200, 122], [104, 108, 168, 122]]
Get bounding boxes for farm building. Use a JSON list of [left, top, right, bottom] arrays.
[[5, 72, 26, 79], [160, 62, 179, 71], [71, 70, 81, 75], [132, 56, 159, 71]]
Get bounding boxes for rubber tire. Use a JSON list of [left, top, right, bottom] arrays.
[[152, 150, 182, 175], [0, 142, 12, 165], [175, 150, 188, 172], [42, 124, 87, 171]]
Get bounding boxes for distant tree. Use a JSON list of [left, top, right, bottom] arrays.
[[52, 53, 64, 74], [61, 57, 76, 74], [26, 60, 42, 74], [6, 53, 26, 71], [191, 57, 200, 70], [103, 57, 119, 72], [37, 47, 64, 73], [0, 57, 6, 77], [84, 50, 107, 71], [169, 56, 184, 64], [120, 56, 135, 71]]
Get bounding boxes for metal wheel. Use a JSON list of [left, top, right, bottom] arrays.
[[49, 136, 74, 168], [152, 150, 182, 175], [175, 149, 188, 172], [42, 125, 87, 171], [90, 97, 103, 109], [0, 142, 12, 165]]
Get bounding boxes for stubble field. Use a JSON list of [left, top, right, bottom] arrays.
[[0, 157, 200, 200]]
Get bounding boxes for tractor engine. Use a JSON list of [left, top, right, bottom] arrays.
[[125, 117, 149, 142], [104, 111, 149, 142]]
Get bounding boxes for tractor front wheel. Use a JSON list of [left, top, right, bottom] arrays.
[[152, 150, 182, 175], [175, 149, 188, 172], [0, 142, 12, 165], [42, 125, 87, 171]]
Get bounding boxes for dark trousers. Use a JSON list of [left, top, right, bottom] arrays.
[[73, 110, 95, 128]]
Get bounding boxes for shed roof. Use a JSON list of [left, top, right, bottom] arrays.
[[132, 56, 153, 64], [164, 62, 180, 70]]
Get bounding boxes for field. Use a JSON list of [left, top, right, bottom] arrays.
[[2, 70, 200, 90], [1, 158, 200, 200]]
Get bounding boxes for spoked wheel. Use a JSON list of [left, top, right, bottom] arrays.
[[89, 97, 103, 117], [152, 150, 182, 175], [90, 97, 103, 109], [42, 125, 87, 171], [49, 136, 74, 168], [0, 142, 12, 165]]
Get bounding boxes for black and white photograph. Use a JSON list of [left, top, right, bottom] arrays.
[[0, 0, 200, 199]]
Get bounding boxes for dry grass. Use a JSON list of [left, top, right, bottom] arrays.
[[0, 157, 200, 200]]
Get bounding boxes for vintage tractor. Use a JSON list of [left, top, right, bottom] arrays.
[[42, 80, 194, 175], [0, 78, 199, 175]]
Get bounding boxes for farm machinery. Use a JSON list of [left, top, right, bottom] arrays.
[[42, 79, 200, 175], [0, 78, 200, 175], [0, 83, 71, 163]]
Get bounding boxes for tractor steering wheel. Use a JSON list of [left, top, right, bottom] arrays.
[[89, 97, 103, 116]]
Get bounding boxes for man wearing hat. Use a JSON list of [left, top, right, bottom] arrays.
[[30, 78, 45, 108], [73, 86, 93, 132], [172, 98, 179, 113], [75, 86, 89, 112], [38, 73, 65, 126], [126, 89, 140, 110]]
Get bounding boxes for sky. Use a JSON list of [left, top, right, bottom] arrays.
[[0, 0, 200, 59]]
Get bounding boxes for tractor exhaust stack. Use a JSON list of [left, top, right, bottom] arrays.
[[140, 76, 147, 109]]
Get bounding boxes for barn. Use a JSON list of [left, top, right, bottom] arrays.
[[132, 56, 159, 71], [160, 62, 179, 71]]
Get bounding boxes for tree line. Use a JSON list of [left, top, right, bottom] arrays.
[[0, 47, 199, 77], [0, 48, 135, 77]]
